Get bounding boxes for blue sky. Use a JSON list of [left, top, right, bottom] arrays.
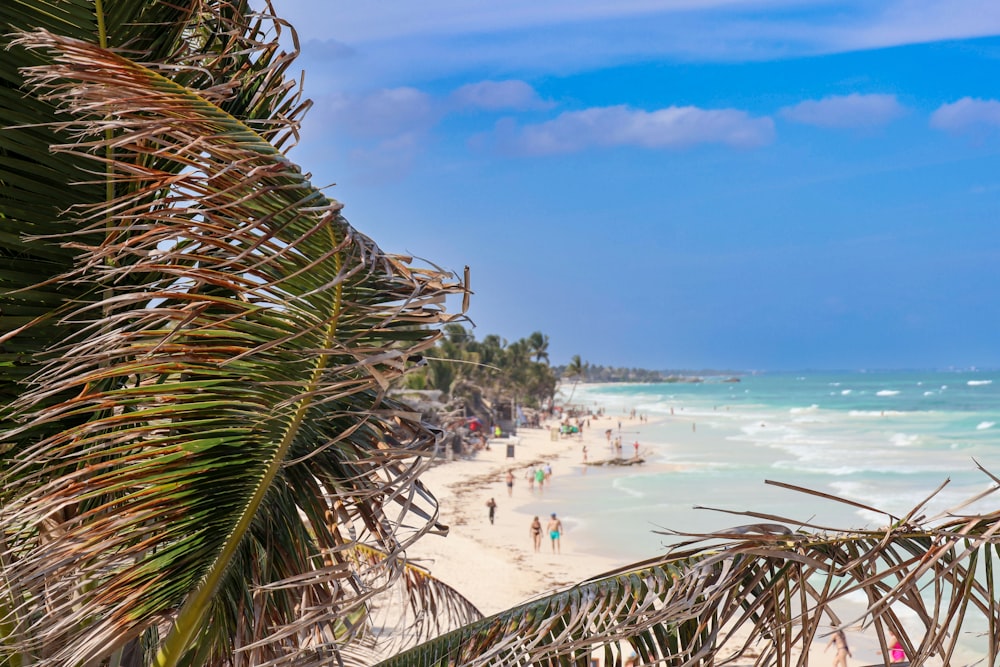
[[269, 1, 1000, 371]]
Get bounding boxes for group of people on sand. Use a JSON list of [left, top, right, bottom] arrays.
[[529, 513, 562, 553], [493, 466, 564, 553], [488, 490, 563, 554], [824, 626, 907, 666], [502, 464, 554, 496], [522, 464, 552, 491]]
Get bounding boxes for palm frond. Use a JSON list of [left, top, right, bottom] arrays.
[[382, 472, 1000, 666], [1, 26, 465, 667], [1, 0, 306, 450], [331, 544, 485, 664]]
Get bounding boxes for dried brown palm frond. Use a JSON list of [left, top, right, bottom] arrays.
[[381, 469, 1000, 666], [331, 544, 485, 664], [1, 16, 466, 667]]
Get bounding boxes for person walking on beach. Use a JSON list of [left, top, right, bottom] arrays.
[[529, 516, 542, 552], [633, 440, 640, 459], [505, 469, 514, 497], [535, 467, 545, 492], [547, 513, 563, 553], [824, 627, 851, 667], [486, 497, 497, 525]]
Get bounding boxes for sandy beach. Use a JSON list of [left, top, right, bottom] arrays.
[[404, 410, 874, 666]]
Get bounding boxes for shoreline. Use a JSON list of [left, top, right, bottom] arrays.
[[404, 411, 871, 665], [406, 415, 623, 613]]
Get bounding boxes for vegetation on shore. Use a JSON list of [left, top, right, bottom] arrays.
[[4, 3, 1000, 667], [398, 325, 741, 422], [552, 363, 743, 383], [403, 324, 557, 409]]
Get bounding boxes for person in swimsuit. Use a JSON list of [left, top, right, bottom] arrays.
[[530, 516, 542, 552], [547, 513, 563, 553], [888, 630, 905, 662], [824, 627, 851, 667], [505, 469, 514, 497]]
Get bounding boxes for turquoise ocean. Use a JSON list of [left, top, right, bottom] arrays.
[[535, 371, 1000, 563]]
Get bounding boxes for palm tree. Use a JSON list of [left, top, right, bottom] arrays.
[[561, 354, 587, 407], [527, 330, 550, 364], [566, 354, 586, 381], [0, 2, 468, 665]]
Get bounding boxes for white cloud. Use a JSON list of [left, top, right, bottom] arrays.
[[279, 1, 1000, 82], [488, 105, 774, 155], [274, 1, 803, 44], [276, 1, 1000, 50], [324, 87, 438, 138], [780, 93, 905, 129], [450, 80, 552, 111], [831, 0, 1000, 52], [930, 98, 1000, 133]]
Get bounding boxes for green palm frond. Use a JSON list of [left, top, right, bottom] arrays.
[[383, 474, 1000, 666], [1, 22, 465, 667]]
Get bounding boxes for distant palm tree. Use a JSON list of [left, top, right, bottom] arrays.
[[566, 354, 586, 380], [562, 354, 587, 406], [527, 330, 550, 364]]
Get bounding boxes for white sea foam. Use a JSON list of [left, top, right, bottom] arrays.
[[610, 476, 645, 499], [848, 409, 903, 417], [876, 390, 899, 396], [832, 480, 999, 525], [968, 380, 993, 386], [840, 389, 852, 395], [792, 415, 830, 424], [772, 458, 862, 475], [923, 391, 935, 396], [735, 421, 803, 442], [977, 421, 995, 430], [890, 432, 918, 447], [789, 404, 819, 414]]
